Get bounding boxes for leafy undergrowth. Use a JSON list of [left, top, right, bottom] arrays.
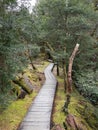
[[74, 70, 98, 105], [0, 59, 49, 130], [52, 69, 98, 130]]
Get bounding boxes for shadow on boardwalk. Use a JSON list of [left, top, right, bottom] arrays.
[[18, 63, 57, 130]]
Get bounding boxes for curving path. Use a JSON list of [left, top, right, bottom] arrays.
[[18, 63, 57, 130]]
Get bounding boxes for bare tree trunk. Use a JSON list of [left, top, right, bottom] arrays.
[[28, 54, 36, 70], [57, 62, 59, 76], [62, 60, 68, 92], [45, 42, 54, 52], [67, 44, 79, 93], [26, 43, 36, 70], [63, 44, 79, 114], [62, 62, 66, 91]]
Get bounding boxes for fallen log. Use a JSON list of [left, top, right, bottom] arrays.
[[13, 77, 33, 94], [23, 74, 34, 92]]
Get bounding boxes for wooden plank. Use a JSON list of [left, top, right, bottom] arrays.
[[18, 63, 57, 130]]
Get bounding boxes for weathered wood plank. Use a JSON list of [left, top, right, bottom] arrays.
[[18, 63, 57, 130]]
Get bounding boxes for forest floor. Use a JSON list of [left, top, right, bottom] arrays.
[[0, 59, 98, 130], [52, 67, 98, 130], [0, 57, 49, 130]]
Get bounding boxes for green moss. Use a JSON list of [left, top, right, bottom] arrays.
[[37, 61, 49, 72], [18, 79, 32, 94], [52, 76, 66, 127], [0, 93, 36, 130], [68, 88, 97, 130], [0, 59, 48, 130], [53, 112, 65, 125], [23, 70, 38, 81], [12, 82, 21, 96], [52, 75, 98, 130]]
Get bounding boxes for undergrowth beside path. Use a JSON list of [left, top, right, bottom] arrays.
[[52, 67, 98, 130], [0, 60, 49, 130]]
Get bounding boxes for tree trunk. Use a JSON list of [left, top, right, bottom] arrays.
[[26, 43, 36, 70], [63, 44, 79, 114], [90, 24, 98, 37], [0, 54, 7, 92], [57, 62, 59, 76], [45, 42, 54, 52], [67, 44, 79, 93], [28, 54, 36, 70], [62, 60, 68, 92]]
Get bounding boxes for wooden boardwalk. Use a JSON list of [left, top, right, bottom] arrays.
[[18, 63, 57, 130]]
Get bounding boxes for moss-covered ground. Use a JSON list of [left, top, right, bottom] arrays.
[[52, 67, 98, 130], [0, 61, 98, 130], [0, 59, 49, 130]]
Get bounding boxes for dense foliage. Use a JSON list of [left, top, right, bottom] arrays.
[[0, 1, 98, 130], [0, 0, 39, 93], [0, 0, 98, 105], [33, 0, 98, 103]]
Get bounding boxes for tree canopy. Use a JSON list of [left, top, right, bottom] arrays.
[[0, 0, 98, 103]]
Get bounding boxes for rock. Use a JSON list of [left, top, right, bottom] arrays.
[[66, 114, 88, 130], [18, 89, 27, 99], [51, 124, 65, 130], [66, 114, 77, 130]]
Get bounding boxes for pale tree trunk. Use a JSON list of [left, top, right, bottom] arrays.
[[63, 44, 79, 114], [45, 42, 54, 52], [67, 43, 80, 93]]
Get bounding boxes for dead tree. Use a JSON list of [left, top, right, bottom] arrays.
[[63, 44, 80, 114], [67, 43, 80, 93]]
